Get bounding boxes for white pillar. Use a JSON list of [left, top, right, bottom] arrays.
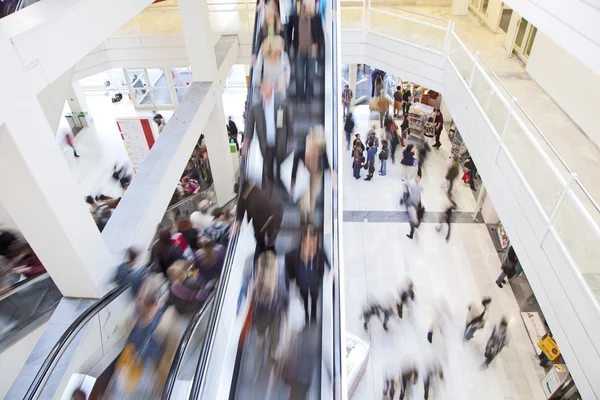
[[179, 0, 218, 82], [452, 0, 469, 15], [67, 80, 90, 115], [0, 32, 112, 299], [349, 64, 357, 107], [205, 99, 237, 204]]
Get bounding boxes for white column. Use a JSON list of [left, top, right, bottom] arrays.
[[349, 64, 358, 106], [205, 99, 237, 204], [66, 80, 90, 115], [452, 0, 469, 15], [179, 0, 218, 82], [0, 32, 112, 299]]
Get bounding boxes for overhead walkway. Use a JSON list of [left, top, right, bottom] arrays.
[[339, 3, 600, 398], [163, 4, 343, 400]]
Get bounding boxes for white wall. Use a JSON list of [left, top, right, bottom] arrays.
[[0, 323, 47, 399], [37, 68, 73, 136], [470, 0, 503, 33], [526, 31, 600, 149]]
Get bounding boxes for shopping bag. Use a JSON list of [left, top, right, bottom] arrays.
[[462, 171, 471, 184], [369, 97, 378, 111], [280, 153, 310, 202]]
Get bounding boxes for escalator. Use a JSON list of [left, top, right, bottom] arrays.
[[167, 1, 342, 399]]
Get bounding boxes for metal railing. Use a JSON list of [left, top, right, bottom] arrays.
[[339, 0, 600, 310]]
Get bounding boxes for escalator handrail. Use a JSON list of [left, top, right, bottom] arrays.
[[23, 283, 131, 400], [188, 11, 262, 400], [162, 291, 216, 399], [0, 272, 49, 302]]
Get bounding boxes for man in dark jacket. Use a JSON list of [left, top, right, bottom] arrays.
[[232, 180, 283, 251], [285, 225, 330, 324], [243, 79, 294, 193], [288, 2, 324, 102], [344, 113, 355, 150]]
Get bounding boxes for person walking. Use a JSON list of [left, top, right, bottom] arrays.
[[496, 246, 518, 288], [444, 161, 460, 198], [344, 112, 355, 150], [285, 225, 331, 325], [351, 143, 364, 180], [65, 132, 80, 158], [379, 140, 389, 176], [190, 199, 214, 233], [400, 144, 415, 181], [432, 108, 444, 149], [232, 179, 284, 251], [402, 85, 412, 116], [397, 280, 415, 318], [393, 85, 403, 118], [365, 140, 377, 181], [423, 360, 444, 400], [289, 2, 324, 102], [150, 228, 185, 278], [483, 317, 509, 368], [376, 89, 390, 128], [464, 156, 478, 191], [341, 84, 353, 120], [464, 297, 492, 341], [399, 366, 419, 400], [253, 35, 291, 97], [436, 197, 457, 241]]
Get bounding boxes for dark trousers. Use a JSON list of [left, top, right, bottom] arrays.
[[434, 129, 442, 147], [296, 54, 315, 101], [345, 131, 351, 150], [407, 222, 415, 239], [390, 139, 398, 163], [353, 162, 361, 179], [262, 146, 282, 192], [424, 377, 431, 399], [402, 101, 410, 115], [252, 212, 282, 251], [300, 285, 319, 323]]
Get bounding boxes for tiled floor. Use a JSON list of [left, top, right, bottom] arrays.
[[342, 110, 547, 399], [56, 87, 246, 203]]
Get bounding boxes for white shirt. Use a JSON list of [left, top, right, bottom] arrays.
[[264, 92, 276, 147], [190, 211, 214, 233]]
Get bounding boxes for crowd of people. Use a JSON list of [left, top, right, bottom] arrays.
[[171, 136, 214, 207]]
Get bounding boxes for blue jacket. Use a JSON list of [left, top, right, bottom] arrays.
[[367, 146, 377, 163]]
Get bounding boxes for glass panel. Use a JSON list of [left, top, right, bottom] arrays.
[[153, 87, 174, 106], [368, 10, 446, 52], [175, 87, 190, 103], [127, 69, 150, 106], [502, 112, 564, 216], [514, 18, 528, 50], [480, 0, 489, 14], [470, 0, 480, 8], [172, 67, 192, 87], [524, 26, 537, 58], [471, 68, 509, 136], [226, 65, 247, 87], [449, 36, 474, 82], [147, 68, 169, 88], [553, 189, 600, 304]]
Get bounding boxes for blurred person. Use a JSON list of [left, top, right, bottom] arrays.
[[432, 108, 444, 149], [413, 84, 422, 103], [393, 85, 403, 118], [113, 247, 148, 296], [397, 280, 415, 318], [353, 132, 365, 152], [181, 176, 199, 197], [417, 142, 430, 178], [202, 207, 232, 247], [344, 112, 355, 150], [364, 140, 377, 181], [253, 36, 291, 96], [232, 180, 284, 251], [109, 283, 166, 398], [154, 114, 167, 133], [190, 199, 214, 233], [177, 216, 200, 252], [423, 359, 444, 400], [464, 156, 478, 191], [85, 195, 119, 213], [483, 317, 509, 368], [399, 365, 419, 400], [367, 127, 379, 148], [288, 1, 324, 102], [427, 298, 451, 345], [400, 144, 415, 181], [9, 241, 46, 278], [112, 165, 132, 190], [227, 116, 238, 138], [376, 89, 390, 128], [402, 84, 412, 115], [257, 1, 284, 49], [400, 115, 409, 137], [351, 142, 364, 180], [0, 255, 15, 295], [388, 118, 401, 164], [406, 176, 422, 210], [96, 207, 112, 232], [193, 236, 226, 283], [406, 202, 421, 240], [65, 132, 80, 158], [374, 75, 384, 97], [0, 226, 17, 257], [290, 125, 334, 224], [251, 250, 289, 372], [183, 161, 201, 182], [150, 228, 185, 278], [496, 246, 518, 288], [244, 78, 294, 194], [464, 296, 492, 341], [342, 84, 353, 120], [436, 197, 456, 241], [361, 301, 381, 333], [444, 160, 460, 198], [379, 139, 389, 176], [72, 388, 87, 400], [285, 225, 331, 325], [168, 260, 215, 315], [383, 374, 397, 400]]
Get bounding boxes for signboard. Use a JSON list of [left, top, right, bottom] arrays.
[[116, 117, 156, 173], [521, 312, 547, 347], [538, 335, 561, 361], [541, 364, 569, 399]]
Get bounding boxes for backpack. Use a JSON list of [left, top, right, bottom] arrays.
[[379, 148, 389, 160]]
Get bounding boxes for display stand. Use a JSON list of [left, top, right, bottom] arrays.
[[116, 117, 157, 174], [407, 103, 434, 138], [346, 333, 370, 398]]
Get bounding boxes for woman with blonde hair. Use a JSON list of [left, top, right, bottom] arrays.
[[290, 125, 335, 224], [253, 35, 291, 95]]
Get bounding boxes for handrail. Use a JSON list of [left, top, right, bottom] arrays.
[[0, 272, 49, 302], [23, 283, 131, 400], [162, 292, 216, 399], [188, 10, 261, 400], [370, 1, 449, 24]]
